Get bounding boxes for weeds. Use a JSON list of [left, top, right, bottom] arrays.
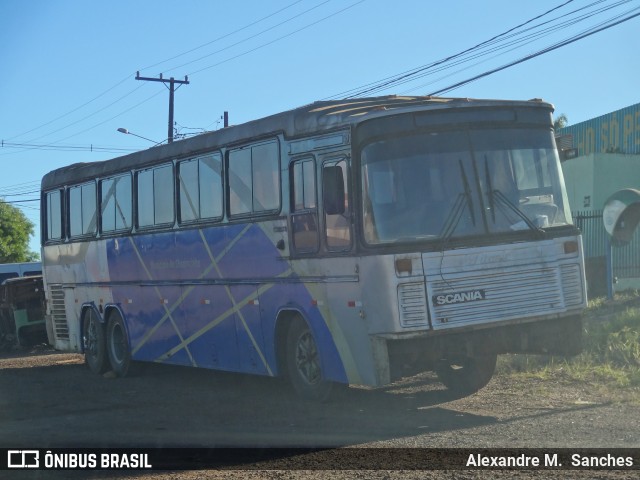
[[498, 293, 640, 390]]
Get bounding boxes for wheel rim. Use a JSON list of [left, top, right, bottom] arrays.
[[84, 313, 98, 356], [295, 331, 321, 385], [110, 322, 126, 365]]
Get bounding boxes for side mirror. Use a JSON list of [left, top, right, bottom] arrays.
[[323, 165, 345, 215]]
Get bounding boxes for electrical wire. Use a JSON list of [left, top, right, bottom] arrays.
[[396, 1, 634, 94], [4, 74, 133, 142], [325, 0, 633, 99], [325, 0, 580, 99], [188, 0, 365, 76], [152, 0, 332, 75], [2, 2, 322, 153], [140, 0, 307, 74], [1, 142, 138, 153], [428, 7, 640, 96], [0, 199, 39, 204]]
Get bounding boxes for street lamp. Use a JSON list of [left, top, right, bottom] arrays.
[[116, 128, 160, 144]]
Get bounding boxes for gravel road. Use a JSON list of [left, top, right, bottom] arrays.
[[1, 346, 638, 479]]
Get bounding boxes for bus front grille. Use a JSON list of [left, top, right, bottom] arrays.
[[427, 264, 584, 329]]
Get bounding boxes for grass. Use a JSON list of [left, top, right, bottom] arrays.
[[497, 291, 640, 392]]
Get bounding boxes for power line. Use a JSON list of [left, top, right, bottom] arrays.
[[325, 0, 633, 99], [188, 0, 366, 77], [0, 198, 39, 204], [2, 2, 317, 151], [17, 1, 364, 151], [0, 190, 40, 197], [4, 74, 134, 142], [0, 180, 41, 193], [141, 0, 308, 74], [160, 0, 333, 75], [428, 7, 640, 96], [394, 1, 632, 94], [0, 88, 165, 158], [326, 0, 579, 99], [1, 141, 139, 153]]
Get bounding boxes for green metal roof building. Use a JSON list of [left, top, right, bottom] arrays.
[[557, 103, 640, 294]]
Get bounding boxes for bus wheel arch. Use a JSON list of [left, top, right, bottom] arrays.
[[81, 306, 108, 374], [279, 311, 334, 402], [274, 309, 298, 378], [105, 307, 131, 377]]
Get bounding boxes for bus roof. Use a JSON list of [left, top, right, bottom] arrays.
[[41, 95, 552, 190]]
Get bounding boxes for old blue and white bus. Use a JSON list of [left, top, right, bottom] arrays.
[[41, 96, 587, 400]]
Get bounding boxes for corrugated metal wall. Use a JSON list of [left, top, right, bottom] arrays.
[[558, 103, 640, 156]]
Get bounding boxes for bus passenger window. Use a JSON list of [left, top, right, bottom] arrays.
[[137, 164, 174, 228], [101, 175, 132, 233], [291, 159, 318, 253], [252, 142, 279, 212], [179, 154, 223, 223], [69, 182, 97, 237], [228, 149, 252, 215], [323, 159, 351, 250], [46, 190, 63, 241], [228, 141, 280, 217]]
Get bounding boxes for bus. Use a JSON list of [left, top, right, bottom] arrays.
[[41, 96, 587, 400]]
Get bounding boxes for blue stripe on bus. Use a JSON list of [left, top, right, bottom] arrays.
[[105, 223, 348, 383]]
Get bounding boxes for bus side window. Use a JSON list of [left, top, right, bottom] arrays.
[[290, 158, 318, 253], [137, 164, 175, 228], [101, 174, 132, 233], [228, 140, 280, 217], [178, 153, 223, 223], [69, 182, 97, 238], [323, 159, 351, 250], [46, 190, 63, 242]]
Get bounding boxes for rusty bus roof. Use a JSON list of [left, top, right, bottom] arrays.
[[41, 95, 552, 190]]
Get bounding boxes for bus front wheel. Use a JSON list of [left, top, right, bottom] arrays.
[[286, 319, 333, 402], [83, 309, 108, 374], [106, 311, 131, 377], [435, 353, 497, 397]]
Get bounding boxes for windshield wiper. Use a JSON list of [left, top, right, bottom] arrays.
[[459, 159, 476, 227], [484, 158, 545, 238], [438, 193, 467, 243], [438, 160, 478, 244]]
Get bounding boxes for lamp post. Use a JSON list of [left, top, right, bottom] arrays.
[[116, 128, 160, 145]]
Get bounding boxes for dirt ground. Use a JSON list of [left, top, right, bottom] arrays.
[[0, 340, 638, 479]]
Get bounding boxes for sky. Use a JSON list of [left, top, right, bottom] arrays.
[[1, 0, 639, 255]]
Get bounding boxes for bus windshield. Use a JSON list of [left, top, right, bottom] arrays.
[[360, 127, 572, 245]]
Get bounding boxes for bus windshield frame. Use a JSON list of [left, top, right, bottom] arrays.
[[358, 119, 573, 247]]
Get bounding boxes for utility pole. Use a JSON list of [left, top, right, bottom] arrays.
[[135, 72, 189, 143]]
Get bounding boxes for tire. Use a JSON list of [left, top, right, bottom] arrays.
[[435, 353, 497, 397], [106, 311, 131, 377], [83, 309, 108, 374], [286, 319, 333, 402]]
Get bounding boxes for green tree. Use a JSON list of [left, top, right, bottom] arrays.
[[0, 201, 39, 263], [554, 113, 569, 130]]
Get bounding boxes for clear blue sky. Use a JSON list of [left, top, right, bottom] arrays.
[[1, 0, 639, 255]]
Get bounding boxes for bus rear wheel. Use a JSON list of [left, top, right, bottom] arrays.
[[106, 311, 131, 377], [435, 353, 497, 397], [82, 309, 108, 374], [286, 319, 333, 402]]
